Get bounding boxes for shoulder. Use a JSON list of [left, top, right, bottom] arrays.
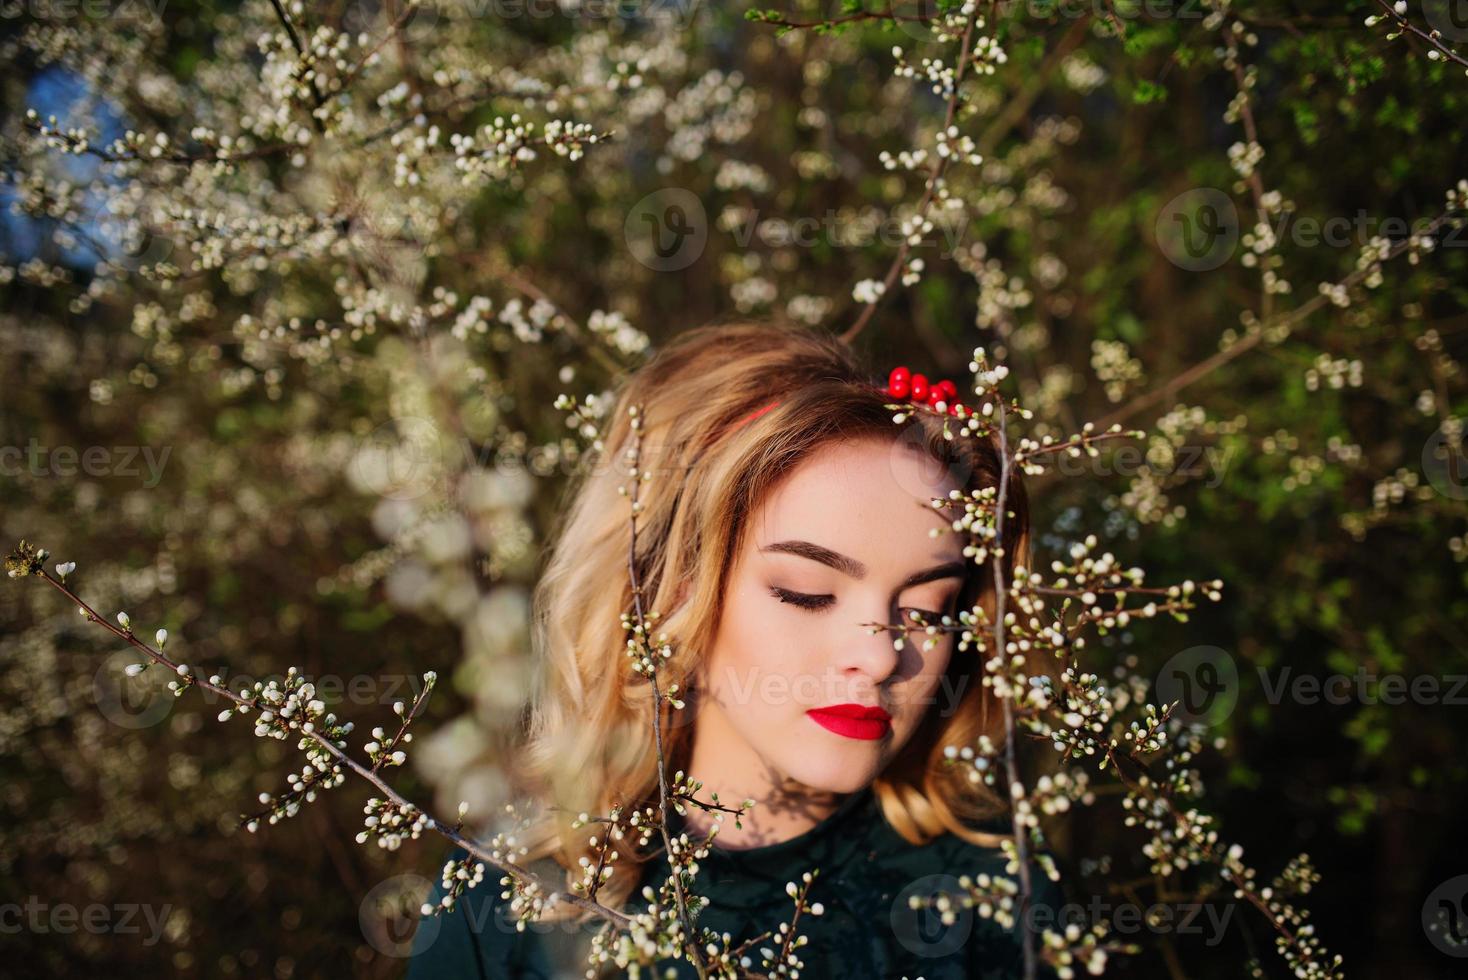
[[405, 847, 560, 980], [878, 829, 1067, 977], [886, 828, 1065, 911]]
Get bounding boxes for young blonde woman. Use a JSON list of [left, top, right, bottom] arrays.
[[408, 321, 1061, 978]]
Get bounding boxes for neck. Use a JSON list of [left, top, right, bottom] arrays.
[[680, 697, 845, 850]]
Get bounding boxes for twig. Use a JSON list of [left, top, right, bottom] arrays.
[[840, 3, 988, 345], [20, 560, 634, 931], [1222, 27, 1277, 324], [1370, 0, 1468, 69], [621, 412, 712, 978], [1095, 210, 1456, 429], [987, 391, 1038, 980], [746, 4, 936, 30], [266, 0, 331, 136]]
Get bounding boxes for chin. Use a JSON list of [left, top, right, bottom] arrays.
[[778, 742, 883, 794]]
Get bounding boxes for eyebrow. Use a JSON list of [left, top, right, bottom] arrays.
[[758, 540, 967, 589]]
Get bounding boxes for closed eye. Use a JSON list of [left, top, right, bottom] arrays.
[[770, 586, 833, 612], [769, 587, 946, 621]]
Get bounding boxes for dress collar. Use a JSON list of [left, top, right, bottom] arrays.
[[654, 786, 887, 911]]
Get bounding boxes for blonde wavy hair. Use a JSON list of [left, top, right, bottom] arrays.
[[508, 318, 1031, 922]]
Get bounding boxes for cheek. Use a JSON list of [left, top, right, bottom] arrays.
[[707, 581, 807, 703], [893, 642, 956, 718]]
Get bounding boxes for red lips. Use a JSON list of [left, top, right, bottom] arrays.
[[806, 703, 892, 741]]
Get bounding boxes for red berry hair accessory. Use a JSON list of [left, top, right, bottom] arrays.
[[726, 363, 965, 434], [883, 365, 965, 416]]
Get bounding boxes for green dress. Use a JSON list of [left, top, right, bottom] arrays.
[[405, 785, 1062, 979]]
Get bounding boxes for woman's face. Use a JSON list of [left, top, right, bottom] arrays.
[[694, 435, 969, 797]]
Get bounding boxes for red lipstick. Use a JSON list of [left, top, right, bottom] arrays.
[[806, 703, 892, 741]]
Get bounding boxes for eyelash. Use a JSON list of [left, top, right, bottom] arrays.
[[769, 587, 946, 621]]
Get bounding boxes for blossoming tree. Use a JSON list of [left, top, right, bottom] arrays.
[[3, 0, 1465, 976]]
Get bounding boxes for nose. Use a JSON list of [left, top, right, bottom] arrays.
[[837, 600, 904, 684]]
